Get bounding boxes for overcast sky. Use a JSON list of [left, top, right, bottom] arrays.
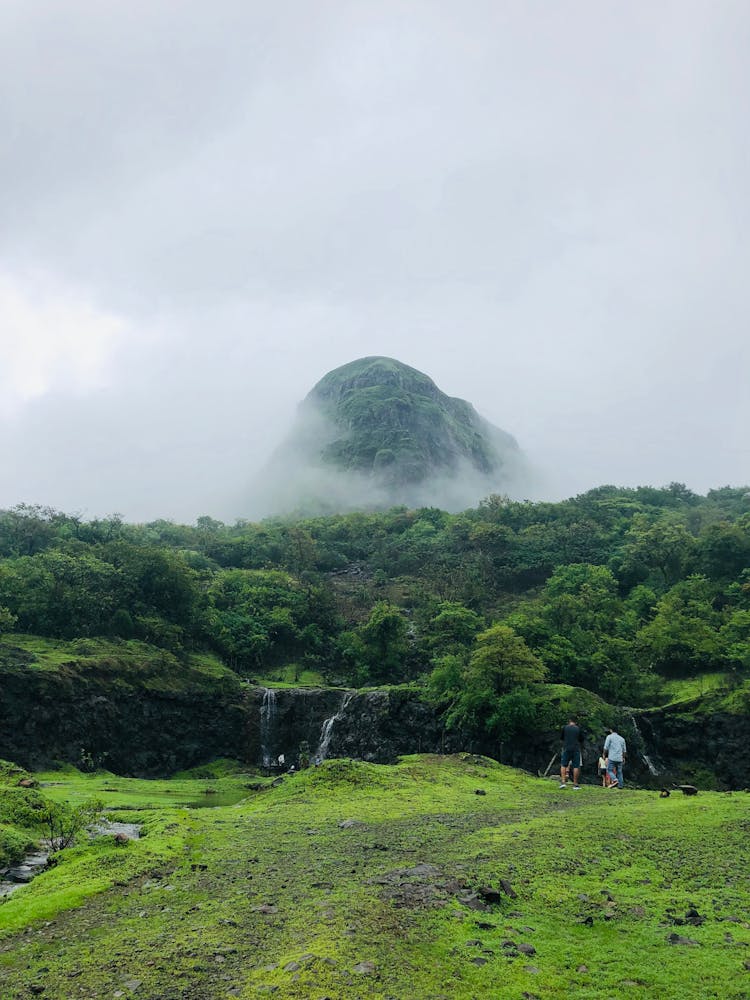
[[1, 1, 748, 522]]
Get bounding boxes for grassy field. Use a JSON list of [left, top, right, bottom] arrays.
[[0, 756, 748, 999]]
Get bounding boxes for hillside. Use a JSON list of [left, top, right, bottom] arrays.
[[256, 357, 527, 513], [0, 485, 749, 786], [0, 755, 747, 999]]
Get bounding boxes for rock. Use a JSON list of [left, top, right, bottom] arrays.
[[402, 863, 441, 877], [518, 943, 536, 956], [471, 957, 488, 966], [338, 820, 366, 829], [284, 962, 301, 973], [743, 959, 750, 971], [474, 789, 487, 796], [524, 966, 540, 974], [18, 778, 35, 788], [577, 965, 589, 973], [29, 987, 45, 996], [352, 961, 376, 975], [114, 833, 129, 846], [676, 785, 699, 796], [478, 887, 503, 905], [685, 907, 705, 926], [499, 879, 517, 899], [7, 867, 34, 883], [123, 980, 142, 991], [252, 904, 279, 914], [666, 933, 700, 946]]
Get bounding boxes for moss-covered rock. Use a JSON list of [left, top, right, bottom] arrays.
[[257, 356, 528, 513]]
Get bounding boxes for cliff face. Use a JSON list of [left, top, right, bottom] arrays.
[[0, 643, 249, 777], [2, 641, 745, 787], [254, 357, 528, 514]]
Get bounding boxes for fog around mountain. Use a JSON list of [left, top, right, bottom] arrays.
[[1, 3, 748, 521]]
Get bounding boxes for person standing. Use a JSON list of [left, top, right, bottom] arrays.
[[559, 717, 584, 789], [604, 727, 627, 789]]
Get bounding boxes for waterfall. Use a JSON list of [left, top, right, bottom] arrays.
[[316, 691, 355, 762], [260, 688, 277, 768], [628, 712, 660, 776]]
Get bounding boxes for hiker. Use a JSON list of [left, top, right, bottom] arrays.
[[559, 716, 584, 789], [604, 727, 627, 789]]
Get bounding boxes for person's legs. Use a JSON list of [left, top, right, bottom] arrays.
[[615, 761, 624, 788], [571, 750, 581, 788], [560, 749, 570, 786], [607, 761, 618, 787]]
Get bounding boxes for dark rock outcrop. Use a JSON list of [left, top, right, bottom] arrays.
[[0, 652, 248, 776], [2, 644, 746, 788]]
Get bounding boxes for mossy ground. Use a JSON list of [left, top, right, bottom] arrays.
[[0, 756, 748, 999]]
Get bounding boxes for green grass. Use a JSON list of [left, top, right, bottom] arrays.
[[1, 634, 241, 694], [255, 663, 327, 687], [0, 755, 747, 998], [658, 672, 729, 706]]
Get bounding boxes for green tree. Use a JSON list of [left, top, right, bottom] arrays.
[[357, 601, 410, 684], [635, 575, 723, 675]]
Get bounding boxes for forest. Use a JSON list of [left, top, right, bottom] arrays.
[[1, 483, 749, 747]]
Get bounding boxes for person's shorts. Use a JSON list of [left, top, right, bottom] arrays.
[[561, 748, 581, 768]]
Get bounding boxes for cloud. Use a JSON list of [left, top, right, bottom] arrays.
[[0, 1, 748, 520], [0, 270, 131, 417]]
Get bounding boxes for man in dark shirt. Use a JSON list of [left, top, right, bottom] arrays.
[[560, 717, 584, 789]]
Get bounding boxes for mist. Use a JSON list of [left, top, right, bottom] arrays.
[[1, 1, 748, 523]]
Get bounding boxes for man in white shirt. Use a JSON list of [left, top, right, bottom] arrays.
[[604, 727, 627, 789]]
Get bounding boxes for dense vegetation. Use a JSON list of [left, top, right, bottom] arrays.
[[1, 482, 749, 745]]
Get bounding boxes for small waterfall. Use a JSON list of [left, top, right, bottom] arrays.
[[316, 691, 355, 762], [628, 712, 660, 776], [260, 688, 277, 768]]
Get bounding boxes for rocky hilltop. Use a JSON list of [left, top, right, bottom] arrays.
[[255, 356, 527, 513]]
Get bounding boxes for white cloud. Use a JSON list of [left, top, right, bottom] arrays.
[[0, 271, 133, 417]]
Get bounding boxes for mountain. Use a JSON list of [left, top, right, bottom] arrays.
[[253, 356, 529, 514]]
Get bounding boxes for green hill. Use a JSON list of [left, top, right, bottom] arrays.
[[257, 357, 527, 513], [0, 755, 747, 999]]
